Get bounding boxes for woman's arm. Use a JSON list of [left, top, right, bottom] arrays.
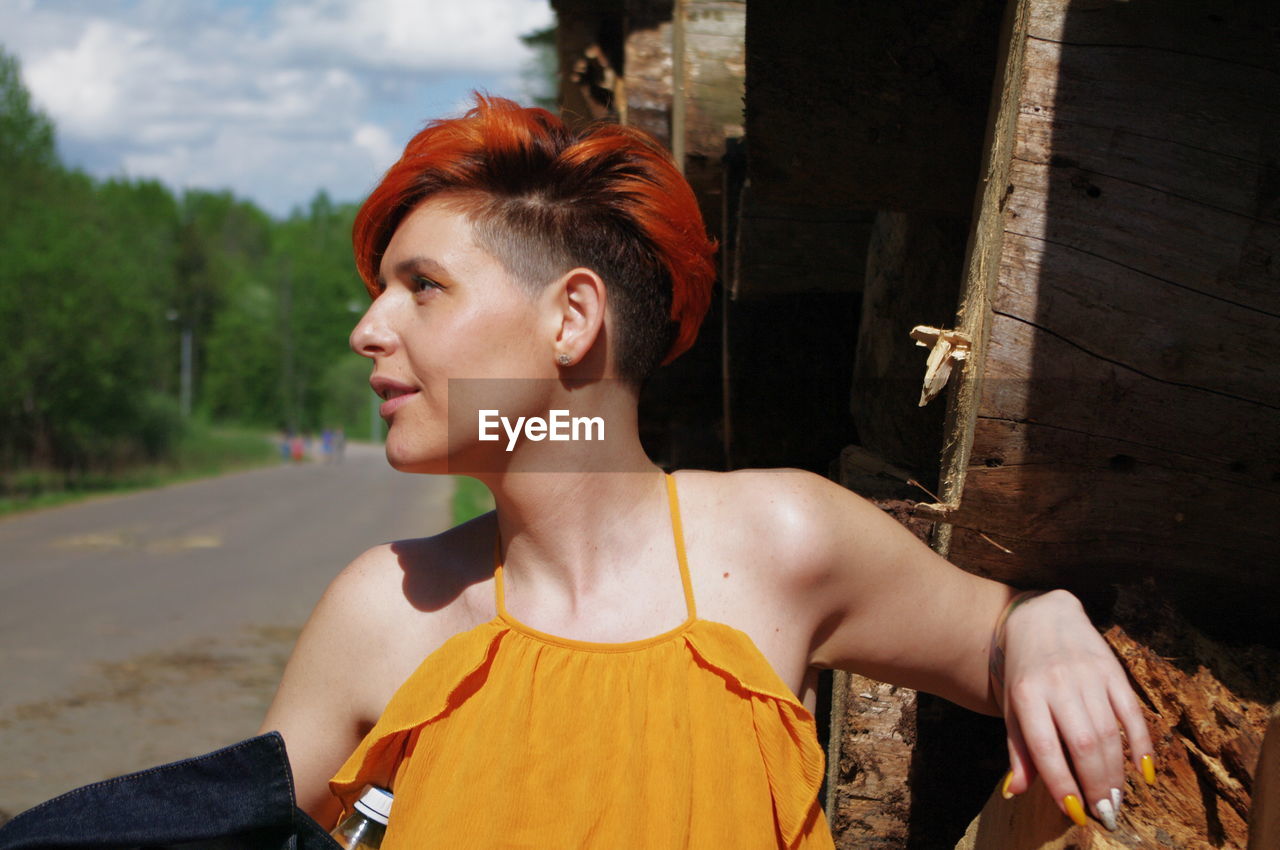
[[770, 469, 1153, 829], [257, 548, 392, 828]]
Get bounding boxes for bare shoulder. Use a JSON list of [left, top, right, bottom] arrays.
[[257, 511, 496, 824], [673, 466, 886, 582], [302, 510, 498, 719]]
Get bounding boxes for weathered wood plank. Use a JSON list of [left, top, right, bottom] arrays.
[[827, 676, 916, 847], [948, 0, 1280, 602], [929, 0, 1033, 553], [1026, 0, 1280, 71], [956, 422, 1279, 547], [968, 414, 1272, 496], [995, 232, 1280, 409], [622, 4, 674, 149], [1003, 157, 1280, 316], [1014, 112, 1274, 224], [1017, 35, 1279, 168], [677, 0, 744, 236], [978, 311, 1279, 468], [940, 417, 1280, 593]]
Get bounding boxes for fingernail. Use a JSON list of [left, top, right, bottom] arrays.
[[1110, 787, 1122, 812], [1141, 754, 1157, 786], [1095, 797, 1117, 831], [1063, 794, 1088, 827], [1001, 770, 1015, 800]]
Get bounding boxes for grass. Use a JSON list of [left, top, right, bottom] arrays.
[[0, 422, 279, 518], [451, 476, 495, 526]]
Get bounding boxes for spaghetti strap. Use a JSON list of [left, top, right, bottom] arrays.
[[493, 472, 697, 623], [665, 472, 698, 621], [494, 536, 509, 617]]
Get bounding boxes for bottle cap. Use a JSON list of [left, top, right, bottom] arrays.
[[353, 785, 394, 824]]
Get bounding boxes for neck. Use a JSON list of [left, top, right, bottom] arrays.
[[470, 391, 669, 607]]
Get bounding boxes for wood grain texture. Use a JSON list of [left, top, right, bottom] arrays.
[[1003, 157, 1280, 316], [943, 0, 1280, 608], [996, 232, 1279, 409], [930, 0, 1033, 562], [1026, 0, 1279, 69]]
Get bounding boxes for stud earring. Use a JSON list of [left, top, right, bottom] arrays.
[[557, 353, 572, 366]]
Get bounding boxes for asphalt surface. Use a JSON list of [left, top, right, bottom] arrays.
[[0, 443, 453, 817]]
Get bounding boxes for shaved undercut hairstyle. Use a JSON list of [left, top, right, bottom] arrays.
[[353, 94, 717, 387]]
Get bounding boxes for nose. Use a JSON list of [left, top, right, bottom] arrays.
[[350, 296, 398, 358]]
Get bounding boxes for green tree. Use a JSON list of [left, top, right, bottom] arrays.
[[1, 47, 183, 472], [520, 25, 559, 111], [0, 43, 374, 483], [0, 48, 55, 171]]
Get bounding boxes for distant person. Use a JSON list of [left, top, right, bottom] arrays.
[[334, 427, 345, 463], [258, 96, 1153, 844], [289, 435, 305, 463], [321, 428, 334, 464]]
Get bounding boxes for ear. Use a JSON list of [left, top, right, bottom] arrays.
[[543, 267, 606, 366]]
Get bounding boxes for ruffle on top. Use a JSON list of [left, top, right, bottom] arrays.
[[328, 618, 833, 849]]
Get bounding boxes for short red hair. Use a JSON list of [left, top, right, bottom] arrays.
[[353, 95, 716, 381]]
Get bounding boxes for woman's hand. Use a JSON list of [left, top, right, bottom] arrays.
[[994, 589, 1155, 830]]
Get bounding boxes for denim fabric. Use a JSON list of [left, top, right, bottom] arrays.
[[0, 732, 341, 850]]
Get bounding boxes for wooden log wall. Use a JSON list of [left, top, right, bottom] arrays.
[[934, 0, 1280, 641]]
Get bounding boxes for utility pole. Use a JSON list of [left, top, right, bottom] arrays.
[[179, 326, 193, 418], [167, 309, 193, 418]]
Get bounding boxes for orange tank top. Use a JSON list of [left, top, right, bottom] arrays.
[[328, 473, 836, 849]]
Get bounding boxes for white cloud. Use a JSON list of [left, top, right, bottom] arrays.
[[0, 0, 555, 215], [271, 0, 554, 73], [353, 122, 399, 168], [23, 19, 140, 135]]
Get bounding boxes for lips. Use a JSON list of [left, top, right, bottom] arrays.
[[370, 375, 420, 418]]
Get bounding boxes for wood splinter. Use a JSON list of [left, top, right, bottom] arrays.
[[909, 325, 972, 406]]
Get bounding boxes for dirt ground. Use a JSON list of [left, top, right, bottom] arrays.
[[0, 622, 299, 820]]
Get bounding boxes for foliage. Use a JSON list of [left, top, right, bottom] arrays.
[[520, 25, 559, 112], [451, 476, 496, 526], [0, 45, 375, 479]]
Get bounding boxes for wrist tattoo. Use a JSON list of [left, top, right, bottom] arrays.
[[988, 590, 1045, 708]]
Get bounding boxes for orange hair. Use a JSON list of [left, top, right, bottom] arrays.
[[353, 95, 716, 381]]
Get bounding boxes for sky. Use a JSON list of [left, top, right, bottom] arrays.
[[0, 0, 555, 216]]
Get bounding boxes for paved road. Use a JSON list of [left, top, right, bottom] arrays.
[[0, 443, 455, 817]]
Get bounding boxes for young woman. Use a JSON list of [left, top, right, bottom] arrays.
[[258, 96, 1154, 847]]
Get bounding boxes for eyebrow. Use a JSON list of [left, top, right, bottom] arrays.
[[376, 255, 452, 289]]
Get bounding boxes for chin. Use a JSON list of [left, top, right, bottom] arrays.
[[382, 433, 449, 475]]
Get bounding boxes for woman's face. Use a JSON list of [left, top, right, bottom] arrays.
[[349, 197, 554, 473]]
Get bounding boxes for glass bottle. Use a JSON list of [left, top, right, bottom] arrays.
[[329, 785, 393, 850]]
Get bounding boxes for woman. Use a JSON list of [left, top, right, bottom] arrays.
[[258, 96, 1154, 846]]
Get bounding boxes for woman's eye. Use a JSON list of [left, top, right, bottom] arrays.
[[412, 276, 443, 294]]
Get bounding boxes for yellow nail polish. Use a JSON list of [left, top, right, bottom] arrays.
[[1141, 753, 1157, 786], [1063, 794, 1088, 827], [1001, 771, 1014, 800]]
